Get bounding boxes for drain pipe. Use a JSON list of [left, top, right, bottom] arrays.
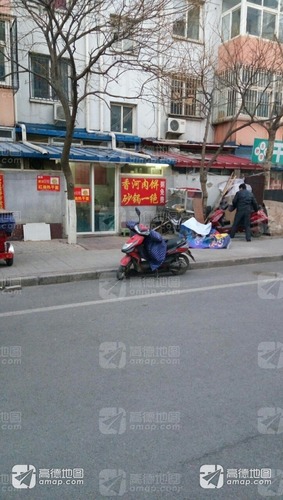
[[18, 123, 48, 154], [109, 131, 152, 159]]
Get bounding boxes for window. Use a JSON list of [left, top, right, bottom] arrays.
[[30, 53, 70, 100], [222, 0, 282, 40], [173, 0, 201, 41], [214, 68, 281, 120], [0, 19, 11, 85], [53, 0, 67, 8], [110, 104, 134, 133], [170, 76, 202, 117], [110, 15, 136, 53], [221, 7, 240, 40]]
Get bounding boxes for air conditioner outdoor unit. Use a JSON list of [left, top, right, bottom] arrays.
[[167, 118, 186, 134], [54, 103, 71, 123]]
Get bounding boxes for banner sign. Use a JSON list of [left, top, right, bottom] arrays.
[[37, 175, 60, 191], [121, 177, 166, 206], [252, 138, 283, 165], [74, 187, 91, 203], [0, 173, 5, 209]]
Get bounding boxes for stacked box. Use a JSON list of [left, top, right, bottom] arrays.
[[0, 211, 16, 236]]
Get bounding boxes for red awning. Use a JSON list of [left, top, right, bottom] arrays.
[[145, 151, 262, 170]]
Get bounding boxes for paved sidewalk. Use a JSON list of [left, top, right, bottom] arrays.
[[0, 234, 283, 287]]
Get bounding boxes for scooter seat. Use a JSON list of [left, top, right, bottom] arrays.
[[166, 237, 186, 250]]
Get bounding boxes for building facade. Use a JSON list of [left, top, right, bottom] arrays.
[[2, 0, 275, 238]]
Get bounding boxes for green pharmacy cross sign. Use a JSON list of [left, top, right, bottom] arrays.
[[252, 138, 283, 165]]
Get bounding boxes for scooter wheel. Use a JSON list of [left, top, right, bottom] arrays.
[[251, 223, 265, 238], [171, 255, 190, 275], [5, 257, 13, 267], [116, 265, 126, 280]]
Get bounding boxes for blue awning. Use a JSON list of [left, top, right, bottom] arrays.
[[15, 124, 142, 144], [0, 142, 175, 165]]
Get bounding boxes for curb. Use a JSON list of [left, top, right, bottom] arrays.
[[4, 254, 283, 288]]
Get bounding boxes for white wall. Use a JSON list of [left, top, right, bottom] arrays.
[[15, 0, 222, 144]]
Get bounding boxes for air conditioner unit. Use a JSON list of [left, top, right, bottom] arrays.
[[54, 103, 72, 123], [167, 118, 186, 134]]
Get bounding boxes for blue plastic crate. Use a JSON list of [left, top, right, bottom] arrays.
[[0, 212, 16, 235]]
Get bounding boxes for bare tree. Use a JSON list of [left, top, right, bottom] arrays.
[[8, 0, 180, 243], [168, 34, 283, 213]]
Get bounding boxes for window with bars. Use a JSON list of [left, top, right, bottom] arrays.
[[30, 53, 70, 100], [241, 68, 278, 117], [215, 68, 283, 120], [170, 76, 202, 117], [173, 0, 201, 41]]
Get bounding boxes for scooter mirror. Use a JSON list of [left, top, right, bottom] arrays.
[[135, 207, 141, 218]]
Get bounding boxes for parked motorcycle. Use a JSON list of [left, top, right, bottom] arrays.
[[207, 201, 269, 237], [117, 208, 195, 280]]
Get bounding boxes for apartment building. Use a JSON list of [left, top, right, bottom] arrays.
[[0, 0, 267, 237]]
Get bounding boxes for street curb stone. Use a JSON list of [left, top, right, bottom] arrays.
[[14, 255, 283, 287]]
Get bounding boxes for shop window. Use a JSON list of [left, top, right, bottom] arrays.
[[110, 104, 134, 133]]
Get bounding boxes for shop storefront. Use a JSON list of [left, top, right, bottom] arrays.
[[71, 162, 116, 233], [0, 138, 172, 238]]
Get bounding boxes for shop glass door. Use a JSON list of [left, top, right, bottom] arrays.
[[94, 165, 115, 232], [71, 162, 92, 233]]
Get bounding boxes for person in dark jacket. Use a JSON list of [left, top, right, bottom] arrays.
[[229, 183, 259, 241]]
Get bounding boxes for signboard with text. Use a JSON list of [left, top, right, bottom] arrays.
[[0, 173, 5, 209], [74, 187, 91, 203], [121, 177, 166, 206], [37, 175, 60, 191], [252, 138, 283, 165]]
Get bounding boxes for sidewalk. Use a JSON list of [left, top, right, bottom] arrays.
[[0, 234, 283, 287]]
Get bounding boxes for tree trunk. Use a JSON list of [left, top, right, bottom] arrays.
[[61, 127, 77, 244], [200, 166, 208, 218], [262, 127, 276, 190]]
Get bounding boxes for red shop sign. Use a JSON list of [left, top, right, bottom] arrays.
[[37, 175, 60, 191], [74, 187, 91, 203], [121, 177, 166, 206]]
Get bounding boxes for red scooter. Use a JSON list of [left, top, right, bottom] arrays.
[[0, 211, 15, 266], [207, 202, 269, 237], [117, 208, 195, 280]]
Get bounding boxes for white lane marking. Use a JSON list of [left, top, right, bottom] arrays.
[[0, 278, 282, 318]]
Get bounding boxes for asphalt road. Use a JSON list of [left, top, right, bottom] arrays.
[[1, 262, 283, 500]]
